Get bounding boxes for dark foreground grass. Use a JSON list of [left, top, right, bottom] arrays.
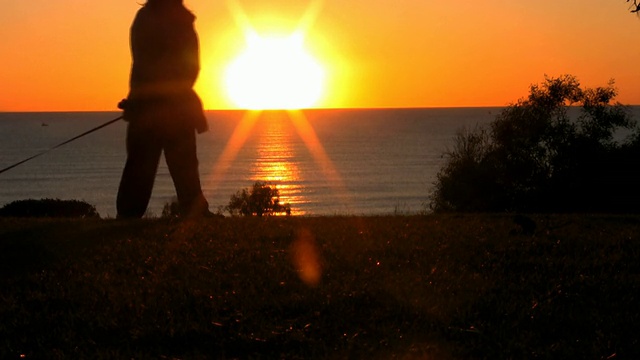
[[1, 214, 639, 359]]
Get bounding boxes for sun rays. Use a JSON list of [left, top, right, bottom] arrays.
[[204, 1, 350, 215], [204, 110, 353, 215], [223, 0, 327, 110]]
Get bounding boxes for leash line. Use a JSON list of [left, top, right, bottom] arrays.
[[0, 115, 123, 175]]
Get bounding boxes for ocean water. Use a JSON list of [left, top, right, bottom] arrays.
[[1, 107, 635, 217]]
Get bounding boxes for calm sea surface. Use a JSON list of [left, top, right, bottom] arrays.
[[1, 107, 637, 217]]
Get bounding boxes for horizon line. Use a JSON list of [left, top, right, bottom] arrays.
[[4, 104, 640, 113]]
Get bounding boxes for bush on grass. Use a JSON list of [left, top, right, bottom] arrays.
[[431, 74, 640, 213], [0, 198, 99, 218], [226, 181, 291, 216], [161, 198, 181, 218]]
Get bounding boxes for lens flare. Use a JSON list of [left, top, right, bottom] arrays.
[[290, 228, 322, 286]]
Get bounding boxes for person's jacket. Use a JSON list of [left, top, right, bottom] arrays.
[[124, 1, 208, 133]]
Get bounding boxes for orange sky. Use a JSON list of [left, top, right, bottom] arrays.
[[1, 0, 639, 111]]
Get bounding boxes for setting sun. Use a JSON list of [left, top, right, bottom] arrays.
[[224, 32, 325, 110]]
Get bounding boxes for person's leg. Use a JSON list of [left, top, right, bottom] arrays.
[[116, 123, 162, 218], [163, 125, 209, 217]]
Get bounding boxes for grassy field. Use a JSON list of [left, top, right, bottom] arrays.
[[1, 214, 639, 359]]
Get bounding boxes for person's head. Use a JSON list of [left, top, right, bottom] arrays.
[[144, 0, 182, 5]]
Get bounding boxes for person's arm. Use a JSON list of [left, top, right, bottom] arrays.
[[176, 21, 200, 89]]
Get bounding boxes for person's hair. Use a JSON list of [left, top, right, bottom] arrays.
[[142, 0, 182, 6]]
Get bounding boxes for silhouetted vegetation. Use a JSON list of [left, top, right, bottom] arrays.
[[629, 0, 640, 13], [160, 198, 182, 218], [431, 75, 640, 213], [0, 198, 99, 218], [226, 181, 291, 216]]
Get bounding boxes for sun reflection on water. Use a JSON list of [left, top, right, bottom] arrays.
[[251, 112, 307, 215], [206, 109, 352, 215]]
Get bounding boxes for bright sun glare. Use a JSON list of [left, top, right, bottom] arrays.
[[224, 32, 325, 110]]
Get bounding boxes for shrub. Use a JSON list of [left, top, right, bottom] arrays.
[[226, 181, 291, 216], [0, 199, 100, 218], [431, 75, 640, 213], [161, 198, 181, 218]]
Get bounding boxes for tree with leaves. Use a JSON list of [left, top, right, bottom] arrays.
[[430, 75, 640, 213]]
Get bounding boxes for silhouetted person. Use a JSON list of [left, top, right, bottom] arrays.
[[117, 0, 209, 218]]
